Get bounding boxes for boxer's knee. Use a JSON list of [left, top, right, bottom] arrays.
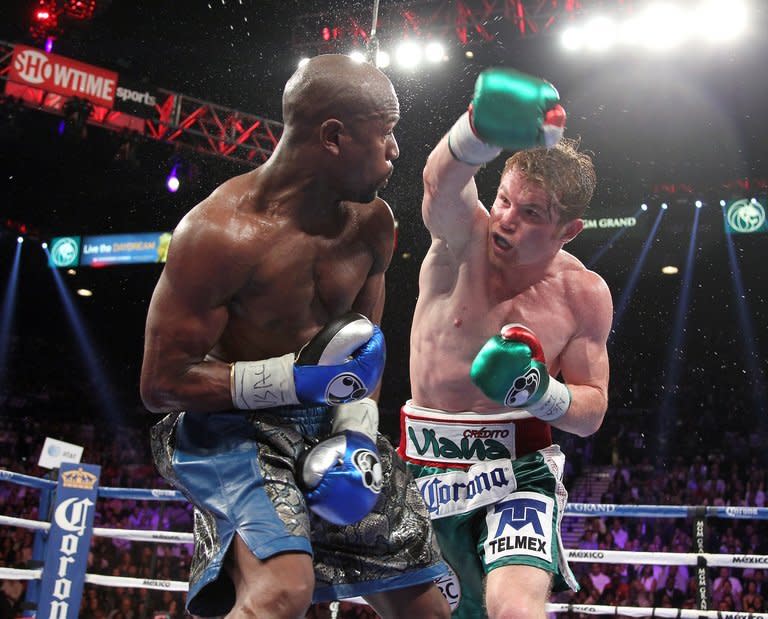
[[485, 565, 550, 619], [227, 538, 314, 618]]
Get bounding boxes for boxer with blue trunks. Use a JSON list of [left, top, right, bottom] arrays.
[[140, 54, 449, 618]]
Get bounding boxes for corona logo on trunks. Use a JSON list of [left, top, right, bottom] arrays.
[[352, 449, 383, 493], [416, 461, 516, 519], [504, 367, 541, 408], [324, 373, 367, 404]]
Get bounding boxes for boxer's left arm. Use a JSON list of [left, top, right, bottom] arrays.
[[552, 271, 613, 437]]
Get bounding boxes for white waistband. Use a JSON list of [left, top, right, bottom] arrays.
[[403, 400, 533, 423]]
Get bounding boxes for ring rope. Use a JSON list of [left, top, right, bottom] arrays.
[[3, 470, 768, 519], [2, 567, 766, 619]]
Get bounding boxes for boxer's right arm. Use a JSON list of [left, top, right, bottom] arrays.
[[140, 213, 251, 413], [423, 68, 565, 246]]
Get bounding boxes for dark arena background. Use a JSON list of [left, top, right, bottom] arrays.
[[1, 1, 767, 618]]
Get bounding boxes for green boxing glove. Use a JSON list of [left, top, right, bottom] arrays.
[[470, 323, 571, 422], [448, 68, 566, 165]]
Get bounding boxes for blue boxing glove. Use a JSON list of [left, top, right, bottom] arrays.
[[298, 398, 383, 525], [230, 313, 385, 409]]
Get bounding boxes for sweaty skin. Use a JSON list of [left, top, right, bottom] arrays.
[[140, 57, 400, 414], [411, 139, 612, 438], [140, 55, 451, 619]]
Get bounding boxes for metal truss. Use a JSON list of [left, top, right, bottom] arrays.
[[0, 41, 283, 167], [291, 0, 640, 52]]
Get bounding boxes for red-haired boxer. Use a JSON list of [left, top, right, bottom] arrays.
[[400, 67, 613, 619], [142, 54, 449, 619]]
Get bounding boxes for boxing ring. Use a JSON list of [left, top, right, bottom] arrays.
[[2, 466, 768, 618]]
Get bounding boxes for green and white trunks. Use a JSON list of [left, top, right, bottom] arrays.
[[398, 401, 578, 618]]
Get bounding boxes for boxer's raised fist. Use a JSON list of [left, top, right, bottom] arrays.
[[448, 68, 566, 165]]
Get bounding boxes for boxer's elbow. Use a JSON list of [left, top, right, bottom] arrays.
[[140, 374, 177, 413]]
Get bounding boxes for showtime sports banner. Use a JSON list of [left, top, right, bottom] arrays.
[[9, 45, 118, 108]]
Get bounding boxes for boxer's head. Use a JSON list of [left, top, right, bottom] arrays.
[[282, 55, 400, 203], [502, 137, 596, 225], [488, 139, 594, 267]]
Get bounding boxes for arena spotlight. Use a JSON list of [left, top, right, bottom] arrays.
[[424, 41, 446, 63], [17, 236, 23, 244], [395, 41, 422, 69], [661, 265, 679, 275], [376, 50, 391, 69], [76, 288, 93, 297], [661, 202, 668, 210], [41, 242, 48, 249], [720, 199, 727, 207], [695, 200, 703, 208], [641, 203, 648, 211], [166, 164, 180, 193]]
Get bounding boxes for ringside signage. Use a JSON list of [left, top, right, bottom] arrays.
[[37, 462, 101, 619], [9, 45, 118, 108]]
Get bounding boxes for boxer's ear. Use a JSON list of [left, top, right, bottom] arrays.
[[320, 119, 344, 155], [559, 218, 583, 244]]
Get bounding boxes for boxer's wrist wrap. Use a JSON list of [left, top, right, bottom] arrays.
[[447, 110, 502, 166], [230, 354, 299, 409], [332, 398, 379, 441], [528, 378, 571, 422]]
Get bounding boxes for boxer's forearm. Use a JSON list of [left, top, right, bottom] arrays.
[[549, 383, 607, 437], [140, 357, 234, 413]]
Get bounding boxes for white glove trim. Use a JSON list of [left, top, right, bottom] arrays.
[[332, 398, 379, 441], [527, 378, 571, 422], [447, 111, 502, 166], [231, 354, 299, 409]]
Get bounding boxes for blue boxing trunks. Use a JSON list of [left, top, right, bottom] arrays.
[[150, 406, 446, 617]]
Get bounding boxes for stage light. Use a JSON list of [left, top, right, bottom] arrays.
[[661, 265, 679, 275], [376, 50, 391, 69], [465, 50, 474, 59], [166, 165, 180, 193], [720, 199, 727, 207], [76, 288, 93, 297], [584, 16, 618, 52], [41, 242, 48, 249], [661, 203, 668, 210], [641, 203, 648, 211], [696, 0, 747, 41], [67, 269, 76, 275], [45, 36, 54, 53], [425, 42, 445, 63], [17, 237, 23, 244], [396, 41, 422, 69], [349, 51, 366, 63], [561, 27, 584, 51], [695, 200, 703, 208]]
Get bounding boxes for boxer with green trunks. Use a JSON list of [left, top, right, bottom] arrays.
[[406, 67, 614, 618]]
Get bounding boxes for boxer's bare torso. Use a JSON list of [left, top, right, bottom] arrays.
[[141, 167, 394, 412], [411, 216, 602, 413]]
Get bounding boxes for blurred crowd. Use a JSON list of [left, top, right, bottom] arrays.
[[1, 360, 767, 618]]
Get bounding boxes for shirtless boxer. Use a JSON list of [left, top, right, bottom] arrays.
[[400, 68, 613, 618], [141, 55, 449, 619]]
